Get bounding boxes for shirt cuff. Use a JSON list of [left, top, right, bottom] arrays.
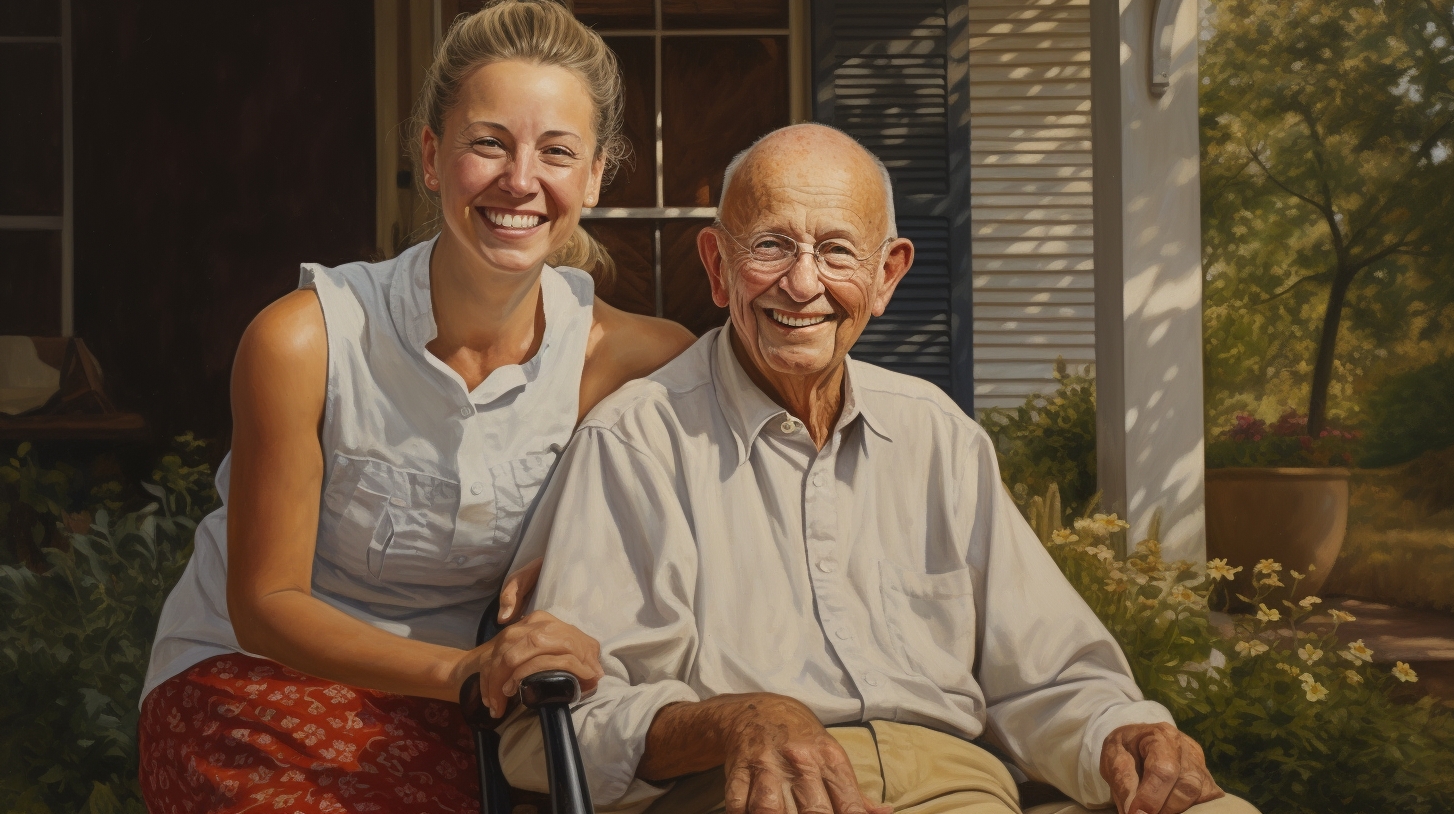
[[573, 676, 702, 807], [1077, 700, 1177, 806]]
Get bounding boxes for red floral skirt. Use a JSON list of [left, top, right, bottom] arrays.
[[138, 654, 480, 814]]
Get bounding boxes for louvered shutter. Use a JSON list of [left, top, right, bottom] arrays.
[[812, 0, 974, 411]]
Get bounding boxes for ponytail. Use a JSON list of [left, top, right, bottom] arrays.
[[548, 224, 617, 288]]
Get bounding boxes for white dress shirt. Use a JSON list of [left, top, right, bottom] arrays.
[[513, 326, 1174, 809]]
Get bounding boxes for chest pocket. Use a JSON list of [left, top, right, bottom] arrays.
[[316, 454, 460, 587], [489, 449, 560, 547], [880, 561, 978, 696]]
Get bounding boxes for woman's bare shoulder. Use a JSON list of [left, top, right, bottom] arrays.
[[232, 289, 327, 419], [579, 298, 695, 415]]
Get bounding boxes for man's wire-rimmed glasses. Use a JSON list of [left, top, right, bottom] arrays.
[[712, 224, 892, 282]]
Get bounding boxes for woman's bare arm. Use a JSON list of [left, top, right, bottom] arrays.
[[580, 299, 696, 419], [226, 290, 601, 711]]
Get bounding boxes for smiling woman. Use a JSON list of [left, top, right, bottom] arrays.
[[134, 2, 694, 812]]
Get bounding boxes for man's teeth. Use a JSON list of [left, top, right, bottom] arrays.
[[485, 210, 541, 229], [770, 310, 831, 328]]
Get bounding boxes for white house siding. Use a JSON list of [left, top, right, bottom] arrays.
[[968, 0, 1095, 411]]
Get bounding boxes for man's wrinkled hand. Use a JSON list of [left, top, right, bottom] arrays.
[[721, 694, 892, 814], [1101, 722, 1223, 814]]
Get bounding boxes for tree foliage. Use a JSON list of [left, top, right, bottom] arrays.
[[1202, 0, 1454, 436]]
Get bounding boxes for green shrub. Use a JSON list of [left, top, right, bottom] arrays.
[[0, 439, 216, 814], [980, 360, 1099, 520], [1360, 356, 1454, 468], [1025, 486, 1454, 814]]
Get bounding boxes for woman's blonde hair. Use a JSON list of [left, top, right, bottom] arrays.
[[412, 0, 625, 284]]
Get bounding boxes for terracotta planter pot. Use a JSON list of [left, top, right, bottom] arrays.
[[1204, 467, 1350, 602]]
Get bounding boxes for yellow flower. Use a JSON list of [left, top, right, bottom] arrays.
[[1329, 609, 1356, 623], [1297, 644, 1323, 664], [1050, 528, 1079, 545], [1289, 570, 1305, 580], [1258, 573, 1284, 588], [1207, 558, 1242, 581], [1074, 517, 1108, 540], [1276, 662, 1301, 675], [1093, 513, 1131, 533], [1256, 603, 1281, 623], [1392, 662, 1419, 683], [1104, 579, 1127, 593], [1254, 559, 1283, 575], [1346, 639, 1374, 663], [1084, 544, 1116, 563], [1345, 670, 1363, 685], [1298, 596, 1322, 609], [1298, 672, 1316, 686], [1234, 640, 1269, 657], [1304, 681, 1328, 702], [1137, 597, 1159, 609]]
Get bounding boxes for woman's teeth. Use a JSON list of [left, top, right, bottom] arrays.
[[770, 310, 831, 328], [484, 209, 541, 229]]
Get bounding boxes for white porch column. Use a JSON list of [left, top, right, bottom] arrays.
[[1090, 0, 1206, 561]]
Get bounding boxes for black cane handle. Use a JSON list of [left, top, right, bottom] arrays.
[[521, 671, 593, 814]]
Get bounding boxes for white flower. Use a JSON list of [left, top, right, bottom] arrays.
[[1084, 544, 1116, 563], [1169, 585, 1198, 603], [1304, 681, 1328, 702], [1276, 662, 1302, 675], [1329, 609, 1356, 623], [1346, 639, 1374, 663], [1258, 572, 1284, 588], [1289, 570, 1305, 580], [1298, 596, 1322, 609], [1234, 640, 1269, 657], [1050, 528, 1079, 545], [1392, 662, 1419, 683], [1256, 603, 1281, 623], [1298, 672, 1316, 687], [1207, 558, 1242, 581], [1297, 644, 1323, 664], [1254, 559, 1283, 575], [1345, 670, 1363, 685]]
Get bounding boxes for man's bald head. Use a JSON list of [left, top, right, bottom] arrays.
[[719, 124, 897, 237]]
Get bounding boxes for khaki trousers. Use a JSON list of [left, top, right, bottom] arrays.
[[501, 715, 1260, 814], [638, 721, 1260, 814]]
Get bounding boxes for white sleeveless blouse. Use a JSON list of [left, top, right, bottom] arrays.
[[143, 238, 595, 701]]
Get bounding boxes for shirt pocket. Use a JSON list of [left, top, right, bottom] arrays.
[[489, 448, 560, 548], [317, 454, 459, 584], [880, 561, 978, 695]]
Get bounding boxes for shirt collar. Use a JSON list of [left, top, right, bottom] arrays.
[[711, 324, 892, 468], [388, 236, 565, 405]]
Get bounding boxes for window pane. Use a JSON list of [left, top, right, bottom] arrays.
[[0, 1, 59, 37], [597, 36, 656, 208], [0, 230, 61, 335], [661, 219, 725, 335], [574, 0, 654, 30], [0, 43, 63, 215], [663, 0, 788, 29], [583, 220, 655, 316], [661, 36, 788, 207]]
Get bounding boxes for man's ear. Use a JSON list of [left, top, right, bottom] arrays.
[[420, 126, 440, 191], [871, 237, 915, 317], [700, 227, 732, 309]]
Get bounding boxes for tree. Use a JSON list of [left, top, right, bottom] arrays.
[[1201, 0, 1454, 436]]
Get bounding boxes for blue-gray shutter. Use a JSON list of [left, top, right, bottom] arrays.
[[812, 0, 973, 411]]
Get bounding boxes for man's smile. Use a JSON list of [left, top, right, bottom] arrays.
[[766, 308, 835, 329]]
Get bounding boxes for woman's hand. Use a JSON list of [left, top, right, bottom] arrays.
[[497, 557, 543, 624], [452, 610, 604, 718]]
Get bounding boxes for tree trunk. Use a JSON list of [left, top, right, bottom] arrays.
[[1306, 265, 1355, 437]]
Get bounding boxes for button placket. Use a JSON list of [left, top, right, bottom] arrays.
[[803, 435, 870, 703]]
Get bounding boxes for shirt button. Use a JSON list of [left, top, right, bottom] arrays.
[[812, 472, 825, 487], [470, 481, 485, 496], [454, 556, 466, 565], [817, 559, 837, 573], [864, 673, 882, 687], [835, 627, 851, 640], [780, 418, 798, 433], [459, 406, 473, 418]]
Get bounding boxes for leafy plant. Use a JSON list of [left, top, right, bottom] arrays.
[[1023, 484, 1454, 814], [1205, 409, 1361, 468], [1360, 356, 1454, 468], [0, 438, 216, 814], [980, 359, 1099, 520]]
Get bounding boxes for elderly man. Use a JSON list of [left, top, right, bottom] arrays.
[[500, 124, 1256, 814]]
